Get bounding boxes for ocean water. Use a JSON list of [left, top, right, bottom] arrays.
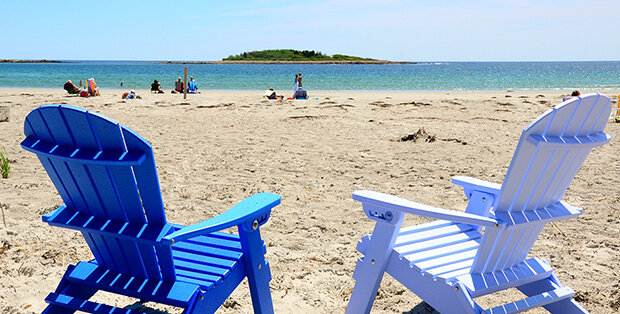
[[0, 61, 619, 91]]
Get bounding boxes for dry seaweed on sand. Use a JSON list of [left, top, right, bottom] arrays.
[[400, 127, 436, 142], [400, 127, 467, 145]]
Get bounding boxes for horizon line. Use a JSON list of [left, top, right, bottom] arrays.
[[3, 59, 620, 63]]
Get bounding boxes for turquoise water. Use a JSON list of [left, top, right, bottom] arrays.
[[0, 61, 619, 91]]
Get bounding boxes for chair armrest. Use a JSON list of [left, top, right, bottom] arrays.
[[353, 190, 501, 227], [451, 176, 501, 196], [162, 193, 281, 244]]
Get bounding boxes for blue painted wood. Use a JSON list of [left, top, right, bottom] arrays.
[[42, 264, 98, 314], [121, 126, 167, 225], [21, 137, 147, 166], [43, 205, 173, 244], [238, 225, 274, 313], [65, 261, 198, 307], [347, 94, 610, 313], [46, 292, 145, 313], [163, 193, 280, 244], [23, 105, 279, 313]]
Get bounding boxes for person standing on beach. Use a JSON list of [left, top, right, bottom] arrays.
[[294, 74, 299, 90], [298, 72, 303, 88]]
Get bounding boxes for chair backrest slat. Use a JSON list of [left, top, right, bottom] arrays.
[[472, 94, 612, 273], [510, 224, 545, 266], [122, 127, 167, 224], [87, 111, 146, 223]]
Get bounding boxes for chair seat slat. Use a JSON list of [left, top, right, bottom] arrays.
[[172, 241, 243, 260], [172, 250, 238, 270], [394, 230, 481, 256], [394, 223, 475, 247], [174, 259, 232, 278]]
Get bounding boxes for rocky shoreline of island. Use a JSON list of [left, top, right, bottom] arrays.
[[158, 60, 413, 64], [1, 59, 64, 63]]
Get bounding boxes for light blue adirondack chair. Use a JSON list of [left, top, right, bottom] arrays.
[[21, 105, 280, 313], [347, 93, 612, 313]]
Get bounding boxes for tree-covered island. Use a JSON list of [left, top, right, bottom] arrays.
[[160, 49, 411, 64], [224, 49, 376, 61]]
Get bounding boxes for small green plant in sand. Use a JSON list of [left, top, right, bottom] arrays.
[[0, 148, 10, 179]]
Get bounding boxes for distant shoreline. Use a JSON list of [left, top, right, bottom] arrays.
[[156, 60, 414, 65], [0, 59, 64, 63]]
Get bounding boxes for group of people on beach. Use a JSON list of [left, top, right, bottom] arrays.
[[149, 77, 199, 94], [264, 72, 308, 100], [64, 73, 312, 100], [164, 77, 198, 94], [64, 76, 200, 98]]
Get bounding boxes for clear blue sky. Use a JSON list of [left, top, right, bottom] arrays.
[[1, 0, 619, 61]]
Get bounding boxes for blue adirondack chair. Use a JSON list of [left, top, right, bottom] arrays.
[[346, 93, 612, 314], [21, 105, 280, 313]]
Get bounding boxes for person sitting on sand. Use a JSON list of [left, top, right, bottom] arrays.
[[123, 90, 141, 99], [63, 80, 79, 94], [173, 77, 184, 93], [87, 78, 100, 96], [264, 88, 283, 100], [188, 76, 198, 93], [151, 80, 163, 93], [292, 88, 308, 99]]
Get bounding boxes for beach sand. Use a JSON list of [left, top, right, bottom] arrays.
[[0, 88, 618, 313]]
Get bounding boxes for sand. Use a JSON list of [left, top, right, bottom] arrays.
[[0, 88, 618, 313]]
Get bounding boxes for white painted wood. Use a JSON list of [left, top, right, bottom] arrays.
[[395, 230, 481, 256]]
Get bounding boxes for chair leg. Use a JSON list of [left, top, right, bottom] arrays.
[[517, 273, 588, 313], [184, 291, 220, 314], [238, 226, 274, 314], [346, 212, 404, 314]]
